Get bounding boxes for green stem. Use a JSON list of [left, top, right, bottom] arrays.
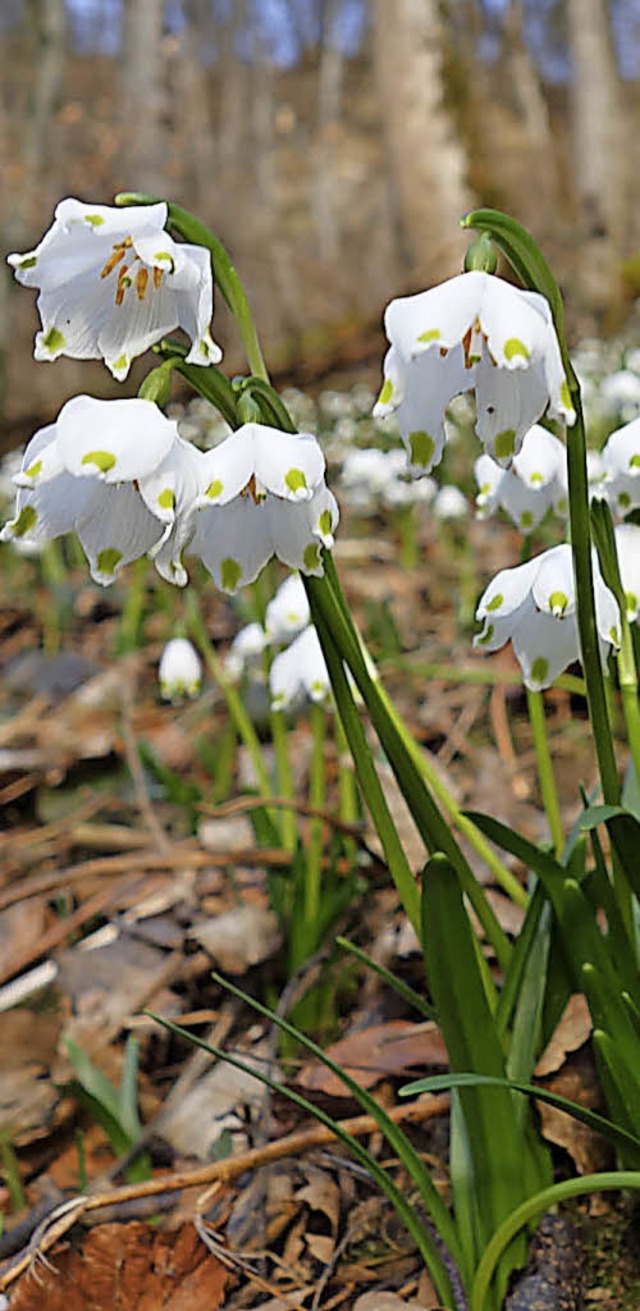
[[185, 592, 271, 800], [116, 556, 148, 655], [471, 1171, 640, 1311], [270, 705, 296, 852], [566, 389, 620, 806], [310, 595, 421, 933], [116, 193, 269, 381], [310, 557, 515, 966], [526, 689, 564, 858], [307, 701, 327, 923]]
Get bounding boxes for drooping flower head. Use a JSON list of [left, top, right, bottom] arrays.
[[270, 625, 331, 712], [264, 573, 310, 643], [474, 423, 568, 532], [474, 543, 620, 690], [600, 417, 640, 517], [8, 199, 221, 381], [159, 638, 202, 701], [374, 270, 575, 475], [184, 422, 339, 593], [0, 395, 189, 584]]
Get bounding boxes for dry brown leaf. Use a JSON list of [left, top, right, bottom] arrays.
[[537, 1051, 612, 1175], [8, 1221, 227, 1311], [535, 995, 593, 1077], [298, 1020, 447, 1096], [192, 904, 281, 973]]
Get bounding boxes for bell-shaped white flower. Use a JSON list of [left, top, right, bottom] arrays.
[[474, 424, 568, 531], [159, 638, 202, 701], [374, 270, 575, 474], [8, 198, 221, 381], [224, 621, 267, 681], [601, 417, 640, 516], [270, 625, 331, 711], [433, 484, 469, 520], [264, 573, 310, 643], [614, 523, 640, 622], [187, 423, 339, 593], [474, 543, 620, 690], [0, 395, 184, 584]]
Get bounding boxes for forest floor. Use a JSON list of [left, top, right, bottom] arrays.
[[0, 374, 639, 1311]]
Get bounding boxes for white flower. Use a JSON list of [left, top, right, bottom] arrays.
[[474, 543, 620, 690], [614, 523, 640, 622], [186, 422, 339, 593], [374, 270, 575, 474], [433, 485, 469, 520], [270, 625, 331, 711], [224, 621, 267, 680], [474, 424, 568, 531], [600, 417, 640, 516], [0, 394, 186, 584], [159, 638, 202, 700], [264, 573, 310, 642], [8, 198, 221, 381], [601, 369, 640, 419]]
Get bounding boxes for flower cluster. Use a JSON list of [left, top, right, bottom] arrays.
[[225, 573, 331, 713]]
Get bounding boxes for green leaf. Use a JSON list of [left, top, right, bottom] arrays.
[[336, 936, 436, 1022], [421, 855, 532, 1300], [400, 1072, 640, 1164]]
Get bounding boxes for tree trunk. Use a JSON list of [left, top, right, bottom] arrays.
[[121, 0, 166, 196], [371, 0, 472, 282], [567, 0, 628, 310]]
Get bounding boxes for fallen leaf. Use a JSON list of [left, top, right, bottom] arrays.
[[8, 1221, 227, 1311], [192, 904, 281, 973], [536, 995, 592, 1078], [298, 1020, 447, 1096]]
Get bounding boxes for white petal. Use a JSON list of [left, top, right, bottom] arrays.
[[512, 425, 565, 490], [56, 395, 177, 482], [498, 472, 554, 532], [512, 609, 580, 690], [142, 438, 205, 585], [76, 483, 165, 584], [476, 555, 540, 621], [475, 354, 550, 464], [474, 453, 504, 517], [531, 543, 576, 617], [265, 573, 310, 642], [395, 348, 470, 473], [373, 346, 407, 416], [189, 497, 272, 592], [602, 420, 640, 478], [385, 272, 483, 362], [13, 424, 63, 486], [254, 426, 326, 501], [159, 638, 202, 699], [615, 523, 640, 621]]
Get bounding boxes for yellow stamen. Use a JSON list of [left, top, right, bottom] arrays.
[[115, 264, 130, 306], [153, 266, 163, 290], [100, 237, 133, 279], [135, 267, 149, 301]]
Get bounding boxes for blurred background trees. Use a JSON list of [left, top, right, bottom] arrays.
[[1, 0, 640, 432]]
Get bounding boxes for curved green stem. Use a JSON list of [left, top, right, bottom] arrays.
[[307, 700, 327, 922], [116, 193, 268, 382], [471, 1170, 640, 1311]]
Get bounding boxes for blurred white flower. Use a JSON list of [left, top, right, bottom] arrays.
[[600, 417, 640, 516], [433, 485, 469, 520], [187, 422, 338, 593], [474, 424, 568, 531], [8, 198, 221, 381], [600, 370, 640, 421], [374, 270, 575, 474], [0, 395, 186, 584], [159, 638, 202, 701], [475, 543, 620, 690], [614, 523, 640, 622], [224, 621, 267, 680], [265, 573, 310, 642], [270, 625, 331, 711]]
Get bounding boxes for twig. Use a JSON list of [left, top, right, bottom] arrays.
[[0, 1095, 449, 1292]]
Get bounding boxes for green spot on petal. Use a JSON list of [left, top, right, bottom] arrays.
[[609, 625, 620, 646], [486, 592, 504, 612], [96, 547, 123, 576], [417, 328, 442, 344], [42, 326, 67, 354], [560, 380, 572, 411], [318, 508, 333, 537], [520, 511, 534, 529], [84, 213, 106, 226], [18, 255, 37, 269], [205, 479, 224, 500], [221, 557, 242, 591], [629, 454, 640, 469], [619, 492, 631, 508], [24, 459, 42, 479], [378, 378, 394, 406], [494, 429, 516, 461], [81, 449, 116, 473], [548, 590, 568, 615], [531, 656, 549, 685], [158, 488, 175, 510], [504, 337, 530, 362], [12, 504, 37, 537], [529, 472, 543, 485], [477, 623, 495, 646], [408, 430, 435, 468], [625, 591, 638, 615], [285, 468, 307, 494], [113, 354, 128, 373], [303, 542, 321, 572]]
